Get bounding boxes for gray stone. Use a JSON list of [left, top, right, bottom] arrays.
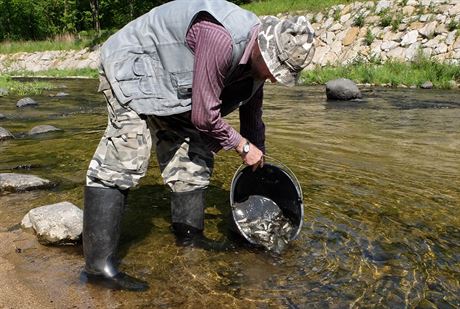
[[28, 125, 62, 135], [421, 81, 434, 89], [419, 21, 437, 38], [376, 0, 392, 14], [0, 113, 5, 120], [16, 97, 38, 108], [449, 3, 460, 16], [401, 30, 419, 46], [448, 80, 458, 89], [326, 78, 363, 100], [0, 127, 14, 140], [0, 173, 54, 192], [446, 31, 457, 45], [21, 201, 82, 245], [0, 88, 8, 96], [434, 43, 448, 54], [381, 41, 399, 51]]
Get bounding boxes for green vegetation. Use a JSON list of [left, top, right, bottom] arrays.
[[448, 20, 460, 32], [379, 9, 393, 27], [241, 0, 354, 16], [301, 57, 460, 89], [365, 29, 375, 46], [0, 39, 85, 54], [0, 76, 54, 95], [391, 14, 403, 32], [353, 14, 365, 28], [8, 68, 99, 79]]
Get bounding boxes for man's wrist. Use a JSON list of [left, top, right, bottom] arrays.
[[235, 138, 249, 155]]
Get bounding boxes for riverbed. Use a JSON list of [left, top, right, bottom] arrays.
[[0, 79, 459, 308]]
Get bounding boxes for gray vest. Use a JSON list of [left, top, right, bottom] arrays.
[[100, 0, 262, 116]]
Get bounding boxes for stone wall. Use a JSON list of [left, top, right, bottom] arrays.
[[0, 0, 459, 73], [0, 48, 100, 73], [303, 0, 460, 68]]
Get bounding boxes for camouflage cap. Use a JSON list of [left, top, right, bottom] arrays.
[[258, 16, 315, 86]]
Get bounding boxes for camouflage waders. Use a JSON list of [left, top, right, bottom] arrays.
[[86, 74, 214, 193]]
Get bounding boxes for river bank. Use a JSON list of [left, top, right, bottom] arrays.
[[0, 0, 459, 90]]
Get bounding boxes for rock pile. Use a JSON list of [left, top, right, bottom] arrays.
[[301, 0, 460, 68], [0, 48, 99, 73], [0, 0, 459, 73]]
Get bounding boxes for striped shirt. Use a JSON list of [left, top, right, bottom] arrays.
[[186, 13, 265, 153]]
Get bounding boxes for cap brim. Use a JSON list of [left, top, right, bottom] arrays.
[[257, 28, 298, 87]]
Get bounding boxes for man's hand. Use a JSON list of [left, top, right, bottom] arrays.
[[236, 138, 264, 171]]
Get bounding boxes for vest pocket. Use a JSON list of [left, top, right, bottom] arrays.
[[171, 72, 193, 100], [113, 55, 161, 99]]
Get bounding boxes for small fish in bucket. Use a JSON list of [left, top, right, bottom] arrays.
[[230, 160, 304, 253]]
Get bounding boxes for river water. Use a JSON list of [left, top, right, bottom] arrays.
[[0, 79, 459, 308]]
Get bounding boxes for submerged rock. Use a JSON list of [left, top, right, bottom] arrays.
[[0, 113, 6, 120], [16, 97, 38, 108], [0, 127, 14, 140], [28, 125, 62, 135], [0, 173, 54, 192], [326, 78, 362, 100], [21, 201, 83, 245]]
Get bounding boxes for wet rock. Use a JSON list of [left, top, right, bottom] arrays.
[[16, 97, 38, 108], [0, 173, 54, 192], [0, 87, 8, 96], [421, 81, 433, 89], [21, 201, 82, 245], [326, 78, 362, 100], [0, 127, 14, 141], [0, 113, 5, 120], [28, 125, 62, 135], [50, 92, 69, 97]]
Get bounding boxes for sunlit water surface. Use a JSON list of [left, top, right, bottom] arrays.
[[0, 79, 459, 308]]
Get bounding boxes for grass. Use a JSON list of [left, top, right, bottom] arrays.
[[301, 58, 460, 89], [0, 30, 114, 54], [0, 38, 85, 54], [0, 75, 54, 95], [9, 68, 99, 79], [241, 0, 355, 15]]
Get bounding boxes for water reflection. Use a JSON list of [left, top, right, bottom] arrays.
[[0, 80, 459, 307]]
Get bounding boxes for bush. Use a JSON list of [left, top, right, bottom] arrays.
[[353, 14, 365, 27], [365, 29, 375, 46]]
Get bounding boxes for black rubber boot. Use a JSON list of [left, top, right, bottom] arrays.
[[171, 189, 231, 251], [81, 186, 149, 291]]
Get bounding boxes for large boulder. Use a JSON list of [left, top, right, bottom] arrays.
[[28, 125, 62, 135], [0, 173, 54, 192], [326, 78, 362, 100], [21, 202, 83, 245], [16, 97, 38, 108], [0, 127, 14, 141]]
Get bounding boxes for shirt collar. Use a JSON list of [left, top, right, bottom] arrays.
[[239, 25, 260, 65]]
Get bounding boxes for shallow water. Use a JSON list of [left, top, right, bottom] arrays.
[[0, 79, 459, 307]]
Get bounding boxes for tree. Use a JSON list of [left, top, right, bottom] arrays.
[[89, 0, 100, 33]]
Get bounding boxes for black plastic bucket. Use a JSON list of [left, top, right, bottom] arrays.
[[229, 160, 304, 245]]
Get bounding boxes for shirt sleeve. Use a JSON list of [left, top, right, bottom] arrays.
[[189, 21, 243, 152], [239, 86, 265, 154]]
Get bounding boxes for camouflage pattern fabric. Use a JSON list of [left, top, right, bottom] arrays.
[[258, 15, 315, 87], [86, 75, 214, 192]]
